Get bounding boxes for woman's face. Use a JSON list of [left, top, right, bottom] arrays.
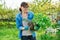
[[21, 6, 28, 13]]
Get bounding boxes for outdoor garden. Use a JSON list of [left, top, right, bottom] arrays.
[[0, 0, 60, 40]]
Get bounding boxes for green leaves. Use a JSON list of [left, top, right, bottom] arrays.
[[32, 13, 51, 29]]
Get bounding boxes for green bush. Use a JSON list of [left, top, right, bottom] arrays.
[[32, 13, 51, 30]]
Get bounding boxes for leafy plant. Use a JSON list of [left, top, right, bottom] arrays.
[[32, 13, 51, 30]]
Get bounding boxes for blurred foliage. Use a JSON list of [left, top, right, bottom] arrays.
[[0, 0, 60, 40], [0, 4, 18, 20], [0, 0, 60, 20], [29, 0, 60, 14], [32, 13, 51, 30]]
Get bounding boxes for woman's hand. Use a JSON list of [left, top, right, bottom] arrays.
[[24, 26, 29, 30]]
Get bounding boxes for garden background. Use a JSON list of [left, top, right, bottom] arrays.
[[0, 0, 60, 40]]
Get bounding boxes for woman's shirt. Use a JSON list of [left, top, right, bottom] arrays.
[[22, 15, 32, 36]]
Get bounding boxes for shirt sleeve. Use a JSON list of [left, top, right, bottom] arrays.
[[16, 15, 23, 30], [29, 12, 34, 20]]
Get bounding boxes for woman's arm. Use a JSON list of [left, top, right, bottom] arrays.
[[28, 11, 34, 20], [16, 16, 29, 30], [16, 15, 25, 30]]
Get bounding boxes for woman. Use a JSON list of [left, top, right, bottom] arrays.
[[16, 2, 36, 40]]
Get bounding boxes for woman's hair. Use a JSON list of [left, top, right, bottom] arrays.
[[19, 2, 29, 12]]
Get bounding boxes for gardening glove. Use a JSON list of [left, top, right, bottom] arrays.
[[24, 26, 29, 30]]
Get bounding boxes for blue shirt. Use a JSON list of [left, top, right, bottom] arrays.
[[16, 11, 36, 38]]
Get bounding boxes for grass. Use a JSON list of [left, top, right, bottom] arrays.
[[0, 26, 57, 40], [0, 26, 20, 40], [0, 22, 59, 40]]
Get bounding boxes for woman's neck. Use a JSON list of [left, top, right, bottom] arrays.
[[22, 12, 28, 17]]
